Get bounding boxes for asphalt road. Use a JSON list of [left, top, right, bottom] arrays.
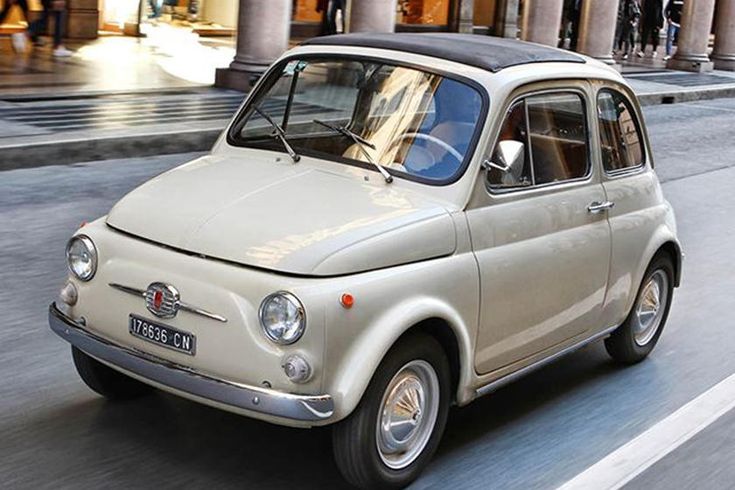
[[2, 98, 735, 489]]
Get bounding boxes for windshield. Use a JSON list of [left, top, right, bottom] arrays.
[[229, 57, 485, 184]]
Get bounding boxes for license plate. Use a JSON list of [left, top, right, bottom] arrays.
[[128, 314, 196, 355]]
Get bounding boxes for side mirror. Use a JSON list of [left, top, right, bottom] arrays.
[[482, 140, 526, 186]]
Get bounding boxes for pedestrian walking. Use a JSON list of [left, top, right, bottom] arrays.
[[559, 0, 582, 50], [568, 0, 582, 51], [617, 0, 641, 59], [663, 0, 683, 60], [28, 0, 72, 57], [316, 0, 344, 36], [0, 0, 30, 52], [637, 0, 664, 58]]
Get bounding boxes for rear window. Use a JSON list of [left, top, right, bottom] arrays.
[[597, 89, 645, 173]]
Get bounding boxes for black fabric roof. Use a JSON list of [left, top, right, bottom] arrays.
[[302, 33, 586, 73]]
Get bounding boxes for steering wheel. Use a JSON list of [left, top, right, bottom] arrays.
[[387, 133, 464, 174]]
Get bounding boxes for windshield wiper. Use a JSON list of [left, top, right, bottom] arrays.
[[254, 106, 300, 163], [313, 118, 393, 183]]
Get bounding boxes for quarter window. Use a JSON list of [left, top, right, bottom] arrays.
[[487, 91, 589, 189], [597, 89, 644, 172]]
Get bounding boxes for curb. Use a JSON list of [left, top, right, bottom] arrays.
[[0, 129, 222, 172], [637, 85, 735, 106]]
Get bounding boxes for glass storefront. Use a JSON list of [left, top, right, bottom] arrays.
[[397, 0, 450, 26], [292, 0, 455, 32]]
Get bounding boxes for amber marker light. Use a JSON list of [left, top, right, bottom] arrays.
[[340, 293, 355, 309]]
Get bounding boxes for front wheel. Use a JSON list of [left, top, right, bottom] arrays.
[[605, 254, 675, 364], [332, 334, 451, 489]]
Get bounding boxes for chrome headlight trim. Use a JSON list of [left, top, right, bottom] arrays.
[[65, 234, 97, 282], [258, 291, 306, 345]]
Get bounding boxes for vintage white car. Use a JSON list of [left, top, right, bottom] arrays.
[[50, 33, 682, 488]]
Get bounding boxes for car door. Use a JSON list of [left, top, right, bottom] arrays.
[[594, 84, 664, 329], [466, 85, 613, 375]]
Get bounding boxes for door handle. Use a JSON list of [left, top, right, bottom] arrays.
[[587, 201, 615, 214]]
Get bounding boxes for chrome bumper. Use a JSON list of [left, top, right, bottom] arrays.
[[49, 304, 334, 423]]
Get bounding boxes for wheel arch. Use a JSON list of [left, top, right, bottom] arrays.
[[621, 229, 682, 319], [328, 299, 476, 423], [655, 240, 682, 287]]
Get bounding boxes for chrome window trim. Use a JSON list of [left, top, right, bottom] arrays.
[[484, 86, 595, 196]]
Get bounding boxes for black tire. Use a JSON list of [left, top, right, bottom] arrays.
[[605, 254, 675, 364], [332, 333, 451, 489], [72, 346, 153, 400]]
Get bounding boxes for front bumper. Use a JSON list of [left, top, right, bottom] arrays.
[[49, 303, 334, 424]]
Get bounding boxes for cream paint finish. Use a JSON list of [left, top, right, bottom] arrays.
[[60, 46, 680, 427], [66, 218, 479, 426], [468, 180, 612, 373], [106, 152, 457, 276]]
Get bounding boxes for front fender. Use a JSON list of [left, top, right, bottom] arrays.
[[328, 296, 476, 422], [317, 253, 480, 423]]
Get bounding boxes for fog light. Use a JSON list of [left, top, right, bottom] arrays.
[[282, 354, 312, 383], [59, 281, 78, 306]]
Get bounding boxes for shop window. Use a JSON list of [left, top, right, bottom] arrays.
[[294, 0, 322, 22], [397, 0, 450, 26], [474, 0, 496, 27]]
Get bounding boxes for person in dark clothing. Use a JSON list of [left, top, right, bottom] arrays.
[[569, 0, 582, 51], [617, 0, 641, 59], [316, 0, 344, 35], [663, 0, 683, 60], [638, 0, 664, 57], [31, 0, 72, 56]]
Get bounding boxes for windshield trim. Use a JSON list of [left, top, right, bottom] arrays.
[[226, 52, 490, 187]]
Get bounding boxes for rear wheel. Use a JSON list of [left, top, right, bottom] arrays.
[[332, 333, 451, 489], [72, 346, 153, 399], [605, 254, 675, 364]]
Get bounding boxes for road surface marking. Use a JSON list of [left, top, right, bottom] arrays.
[[557, 371, 735, 490]]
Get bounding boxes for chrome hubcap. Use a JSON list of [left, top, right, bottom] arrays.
[[632, 269, 669, 346], [376, 360, 439, 470]]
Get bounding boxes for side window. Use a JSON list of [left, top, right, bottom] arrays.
[[487, 91, 589, 190], [526, 92, 589, 185], [597, 89, 644, 173]]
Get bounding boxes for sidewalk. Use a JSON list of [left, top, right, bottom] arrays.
[[2, 34, 735, 170]]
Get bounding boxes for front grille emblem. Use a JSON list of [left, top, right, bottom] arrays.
[[145, 282, 180, 318], [109, 282, 227, 323]]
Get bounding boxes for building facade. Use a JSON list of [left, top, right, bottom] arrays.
[[209, 0, 733, 89]]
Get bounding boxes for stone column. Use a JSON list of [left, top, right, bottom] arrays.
[[520, 0, 563, 46], [713, 0, 735, 71], [577, 0, 620, 67], [667, 0, 716, 72], [495, 0, 520, 38], [457, 0, 475, 34], [215, 0, 291, 91], [349, 0, 397, 33]]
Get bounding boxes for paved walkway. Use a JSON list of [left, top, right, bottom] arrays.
[[0, 25, 234, 95]]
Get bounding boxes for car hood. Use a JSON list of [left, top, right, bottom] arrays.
[[106, 154, 457, 276]]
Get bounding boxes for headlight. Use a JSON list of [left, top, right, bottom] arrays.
[[259, 292, 306, 345], [66, 235, 97, 281]]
